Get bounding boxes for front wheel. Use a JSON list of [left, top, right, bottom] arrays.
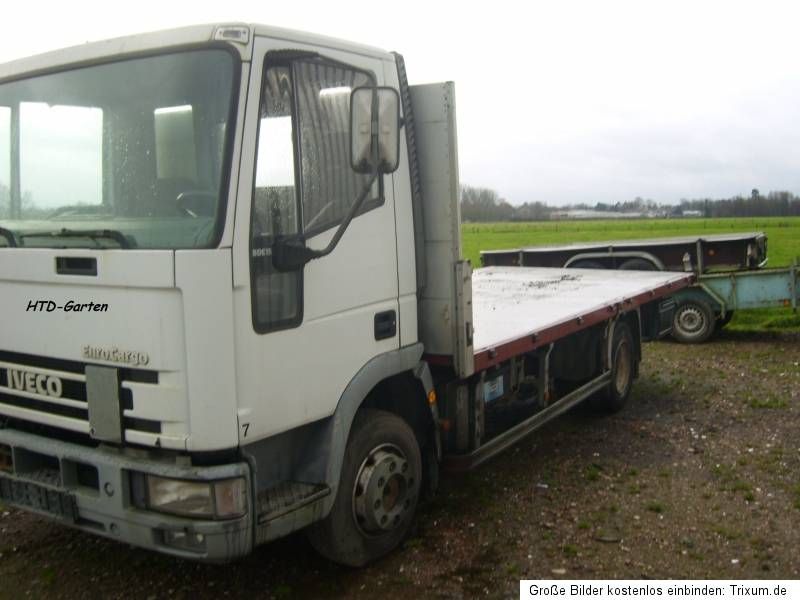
[[307, 409, 421, 566], [671, 299, 715, 343]]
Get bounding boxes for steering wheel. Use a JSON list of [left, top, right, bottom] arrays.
[[176, 191, 217, 218], [305, 201, 334, 230]]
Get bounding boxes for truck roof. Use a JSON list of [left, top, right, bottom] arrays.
[[480, 231, 765, 255], [250, 23, 391, 60], [0, 23, 392, 82]]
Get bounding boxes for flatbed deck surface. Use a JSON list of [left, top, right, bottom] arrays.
[[472, 267, 692, 359]]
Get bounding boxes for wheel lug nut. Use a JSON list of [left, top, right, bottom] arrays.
[[389, 462, 396, 472], [374, 499, 381, 509], [378, 477, 385, 487]]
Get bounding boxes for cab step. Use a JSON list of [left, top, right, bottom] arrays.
[[256, 481, 330, 524]]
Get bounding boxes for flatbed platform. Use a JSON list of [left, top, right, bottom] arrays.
[[471, 267, 693, 370]]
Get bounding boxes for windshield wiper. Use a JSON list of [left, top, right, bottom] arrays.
[[19, 228, 132, 249], [0, 227, 17, 247]]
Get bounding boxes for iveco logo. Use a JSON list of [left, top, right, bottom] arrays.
[[6, 369, 63, 398]]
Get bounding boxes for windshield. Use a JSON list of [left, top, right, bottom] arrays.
[[0, 48, 237, 249]]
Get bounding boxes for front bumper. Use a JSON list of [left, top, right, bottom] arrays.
[[0, 427, 252, 562]]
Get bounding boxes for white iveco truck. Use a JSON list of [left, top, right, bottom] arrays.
[[0, 24, 692, 565]]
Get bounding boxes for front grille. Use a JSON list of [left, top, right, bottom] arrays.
[[0, 350, 157, 384], [0, 350, 161, 439]]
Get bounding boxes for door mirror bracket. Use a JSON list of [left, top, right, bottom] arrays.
[[271, 235, 315, 272]]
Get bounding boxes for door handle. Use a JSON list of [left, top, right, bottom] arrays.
[[374, 310, 397, 341]]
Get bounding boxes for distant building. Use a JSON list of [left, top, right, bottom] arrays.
[[681, 210, 703, 217], [550, 210, 646, 220]]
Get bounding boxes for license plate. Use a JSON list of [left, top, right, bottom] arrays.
[[0, 475, 77, 522]]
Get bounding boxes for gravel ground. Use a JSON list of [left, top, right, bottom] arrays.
[[0, 330, 799, 599]]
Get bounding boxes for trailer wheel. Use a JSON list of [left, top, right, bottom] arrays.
[[671, 299, 715, 343], [592, 321, 635, 413], [620, 258, 657, 271], [307, 409, 421, 566]]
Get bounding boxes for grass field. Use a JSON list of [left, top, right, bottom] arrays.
[[462, 216, 800, 333]]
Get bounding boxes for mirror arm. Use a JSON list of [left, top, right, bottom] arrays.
[[307, 169, 379, 260]]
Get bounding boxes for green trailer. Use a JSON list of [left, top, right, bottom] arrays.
[[671, 261, 799, 342]]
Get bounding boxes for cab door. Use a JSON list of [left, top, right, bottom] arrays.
[[231, 36, 400, 442]]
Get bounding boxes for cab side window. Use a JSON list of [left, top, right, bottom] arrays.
[[251, 58, 378, 333], [252, 66, 301, 331]]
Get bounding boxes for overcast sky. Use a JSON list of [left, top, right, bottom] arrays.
[[2, 0, 800, 206]]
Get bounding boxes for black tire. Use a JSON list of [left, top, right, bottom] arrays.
[[671, 299, 716, 343], [307, 409, 422, 566], [569, 259, 605, 269], [717, 310, 735, 329], [592, 321, 635, 413], [619, 258, 657, 271]]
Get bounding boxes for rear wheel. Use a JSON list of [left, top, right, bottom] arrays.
[[592, 321, 635, 413], [307, 409, 421, 566], [671, 299, 715, 343]]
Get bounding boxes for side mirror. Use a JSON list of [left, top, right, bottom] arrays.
[[350, 86, 401, 174]]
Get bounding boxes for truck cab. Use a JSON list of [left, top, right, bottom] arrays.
[[0, 23, 440, 563]]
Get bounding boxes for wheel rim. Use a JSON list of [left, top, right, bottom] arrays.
[[675, 304, 707, 338], [352, 443, 415, 536], [613, 339, 631, 395]]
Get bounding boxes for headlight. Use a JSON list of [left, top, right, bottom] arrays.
[[145, 475, 247, 519]]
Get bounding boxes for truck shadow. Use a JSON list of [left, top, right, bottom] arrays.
[[713, 329, 800, 343], [657, 327, 799, 346]]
